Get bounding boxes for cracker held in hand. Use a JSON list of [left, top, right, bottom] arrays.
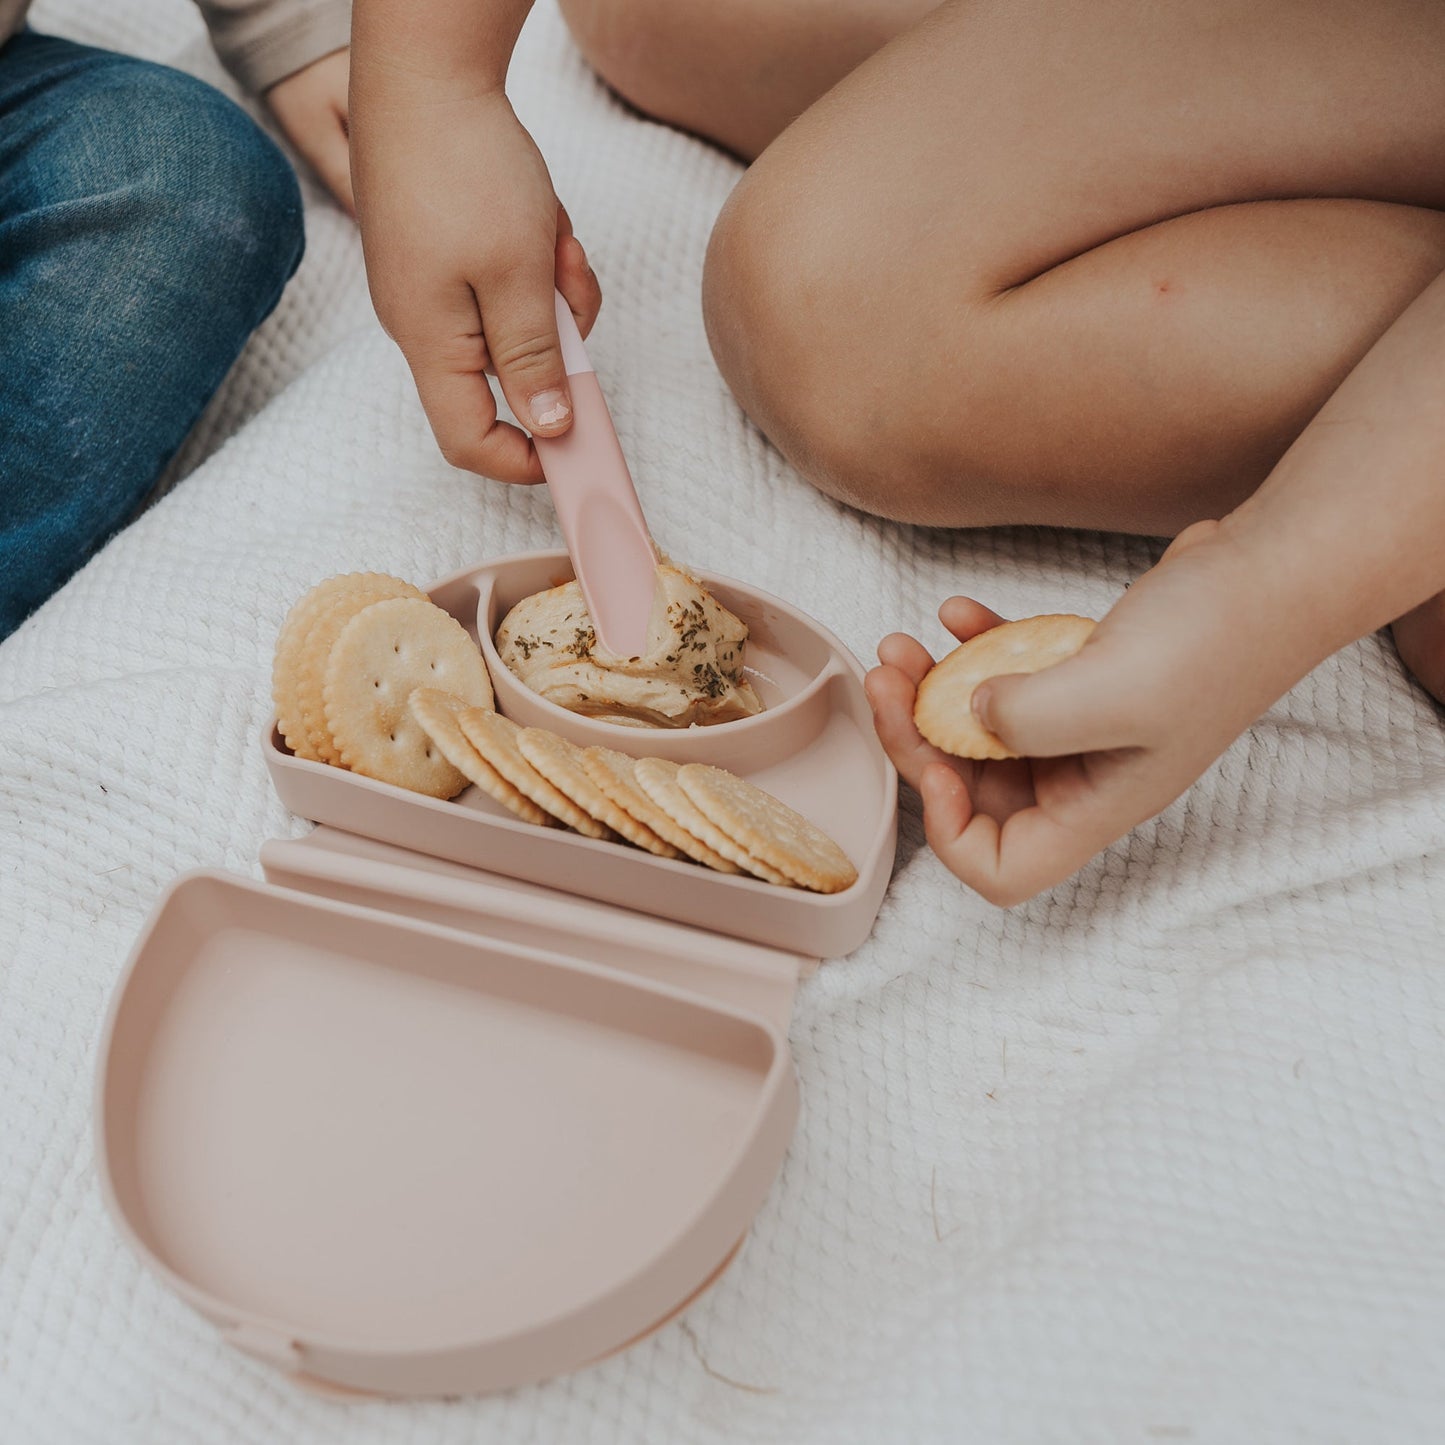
[[273, 572, 423, 761], [408, 688, 552, 826], [678, 764, 857, 893], [458, 710, 612, 838], [582, 747, 735, 870], [323, 597, 492, 798], [518, 729, 678, 856], [913, 613, 1096, 761]]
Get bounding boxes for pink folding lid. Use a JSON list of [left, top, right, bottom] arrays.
[[93, 554, 897, 1398]]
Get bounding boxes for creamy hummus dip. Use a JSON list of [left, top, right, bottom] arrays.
[[495, 565, 763, 727]]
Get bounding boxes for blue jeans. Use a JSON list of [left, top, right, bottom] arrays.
[[0, 32, 304, 640]]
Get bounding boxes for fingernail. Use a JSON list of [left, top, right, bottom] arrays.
[[529, 391, 570, 429], [971, 685, 993, 730]]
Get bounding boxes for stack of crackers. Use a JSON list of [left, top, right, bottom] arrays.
[[273, 574, 857, 895], [272, 573, 494, 798]]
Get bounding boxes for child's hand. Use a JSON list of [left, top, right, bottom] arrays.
[[865, 526, 1296, 905], [350, 89, 602, 484], [267, 49, 354, 216]]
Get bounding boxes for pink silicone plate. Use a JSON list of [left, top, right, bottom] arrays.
[[96, 872, 798, 1398], [264, 552, 897, 958]]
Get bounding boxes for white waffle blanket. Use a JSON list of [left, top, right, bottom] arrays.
[[5, 3, 1445, 1440]]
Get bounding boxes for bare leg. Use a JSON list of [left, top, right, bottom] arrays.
[[557, 0, 935, 159], [710, 194, 1445, 533], [570, 0, 1445, 700], [703, 0, 1445, 527], [1390, 595, 1445, 702]]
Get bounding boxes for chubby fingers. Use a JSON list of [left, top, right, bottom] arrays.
[[876, 631, 935, 686], [877, 596, 1007, 688], [870, 599, 1005, 787], [555, 208, 602, 339], [919, 762, 1112, 907], [938, 595, 1007, 642], [868, 630, 936, 789], [480, 255, 576, 441], [972, 636, 1140, 761], [402, 281, 541, 483], [864, 656, 964, 794], [878, 597, 1009, 689]]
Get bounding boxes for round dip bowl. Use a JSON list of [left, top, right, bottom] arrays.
[[472, 551, 848, 773]]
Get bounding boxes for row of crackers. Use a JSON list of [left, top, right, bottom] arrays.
[[272, 573, 857, 894]]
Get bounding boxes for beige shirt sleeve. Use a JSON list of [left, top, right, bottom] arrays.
[[195, 0, 351, 93]]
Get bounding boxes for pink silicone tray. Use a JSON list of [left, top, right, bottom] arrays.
[[264, 552, 898, 958], [96, 870, 800, 1398], [94, 552, 896, 1399]]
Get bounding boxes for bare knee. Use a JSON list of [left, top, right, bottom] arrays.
[[703, 171, 1002, 528]]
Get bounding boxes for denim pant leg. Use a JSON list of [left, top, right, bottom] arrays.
[[0, 32, 305, 641]]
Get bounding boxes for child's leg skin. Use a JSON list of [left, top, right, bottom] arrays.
[[0, 34, 305, 640], [1390, 594, 1445, 702], [557, 0, 937, 160], [702, 0, 1445, 537]]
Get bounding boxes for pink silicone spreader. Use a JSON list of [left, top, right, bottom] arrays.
[[531, 291, 660, 658]]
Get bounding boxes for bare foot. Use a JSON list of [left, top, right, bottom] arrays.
[[1391, 590, 1445, 706]]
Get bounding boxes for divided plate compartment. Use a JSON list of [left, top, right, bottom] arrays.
[[96, 863, 804, 1398], [264, 552, 898, 958]]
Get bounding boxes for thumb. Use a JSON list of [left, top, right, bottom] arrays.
[[972, 647, 1138, 759], [482, 270, 574, 438]]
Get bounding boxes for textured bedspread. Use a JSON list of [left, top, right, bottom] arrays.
[[5, 3, 1445, 1440]]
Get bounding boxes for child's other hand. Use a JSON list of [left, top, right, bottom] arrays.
[[350, 91, 602, 484], [865, 526, 1287, 905], [267, 49, 354, 215]]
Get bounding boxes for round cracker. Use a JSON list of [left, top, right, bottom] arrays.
[[274, 644, 319, 758], [286, 573, 428, 762], [273, 590, 338, 761], [273, 573, 421, 760], [517, 730, 678, 857], [676, 764, 855, 893], [581, 748, 738, 872], [913, 614, 1096, 760], [632, 758, 763, 880], [322, 597, 492, 798], [409, 688, 553, 827], [295, 575, 430, 764], [457, 712, 612, 838]]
